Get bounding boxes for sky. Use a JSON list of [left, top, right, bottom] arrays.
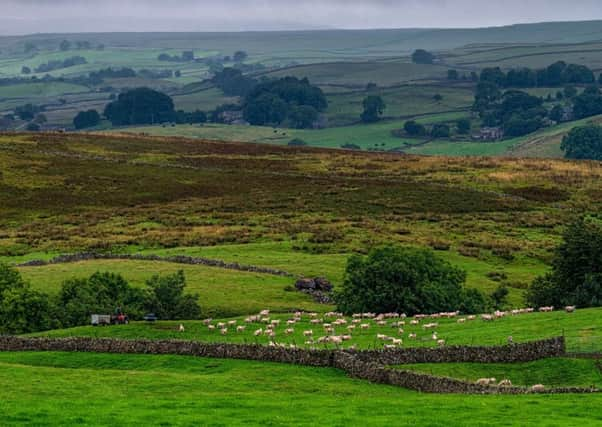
[[2, 0, 602, 35]]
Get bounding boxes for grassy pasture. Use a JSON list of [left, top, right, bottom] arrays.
[[16, 259, 323, 317], [32, 307, 602, 353], [1, 351, 601, 426], [399, 358, 602, 388]]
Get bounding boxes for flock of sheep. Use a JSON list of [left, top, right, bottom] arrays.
[[189, 305, 577, 352], [175, 305, 579, 391]]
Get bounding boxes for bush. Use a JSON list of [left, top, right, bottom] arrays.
[[104, 87, 176, 126], [404, 120, 426, 136], [456, 118, 471, 134], [335, 245, 485, 315]]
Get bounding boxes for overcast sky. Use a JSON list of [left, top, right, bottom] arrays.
[[2, 0, 602, 35]]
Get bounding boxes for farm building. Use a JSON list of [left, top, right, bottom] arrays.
[[472, 127, 504, 141]]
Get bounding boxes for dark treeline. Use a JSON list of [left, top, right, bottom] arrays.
[[33, 56, 87, 73], [479, 61, 598, 88]]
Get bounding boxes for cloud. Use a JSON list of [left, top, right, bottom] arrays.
[[1, 0, 602, 34]]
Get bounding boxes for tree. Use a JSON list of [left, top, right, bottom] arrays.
[[456, 118, 471, 134], [335, 246, 483, 315], [25, 123, 40, 132], [73, 109, 101, 129], [243, 92, 288, 126], [104, 87, 176, 126], [431, 123, 450, 138], [57, 272, 145, 328], [288, 105, 318, 129], [411, 49, 434, 64], [174, 70, 182, 78], [21, 66, 31, 75], [404, 120, 426, 136], [433, 94, 443, 102], [549, 105, 564, 123], [447, 69, 459, 80], [0, 264, 55, 334], [561, 124, 602, 160], [360, 96, 386, 123], [233, 50, 248, 63], [288, 138, 307, 146], [563, 85, 578, 99], [143, 271, 201, 320], [480, 67, 506, 87], [211, 68, 257, 97], [528, 218, 602, 308], [59, 40, 71, 51]]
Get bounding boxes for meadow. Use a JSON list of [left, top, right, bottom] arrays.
[[2, 351, 601, 426]]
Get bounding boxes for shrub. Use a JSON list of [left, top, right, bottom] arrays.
[[143, 271, 201, 320], [335, 245, 485, 315], [73, 109, 101, 129], [288, 138, 307, 146], [404, 120, 426, 136]]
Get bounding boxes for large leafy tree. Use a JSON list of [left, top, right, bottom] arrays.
[[0, 264, 56, 334], [104, 87, 175, 126], [143, 271, 201, 320], [561, 124, 602, 160], [360, 96, 386, 123], [527, 218, 602, 307], [335, 246, 484, 315]]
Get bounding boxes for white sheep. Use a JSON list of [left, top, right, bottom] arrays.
[[437, 339, 445, 347], [303, 330, 313, 337], [498, 379, 512, 387], [220, 328, 228, 335], [531, 384, 545, 392], [254, 328, 263, 336], [178, 324, 185, 332], [565, 306, 576, 313]]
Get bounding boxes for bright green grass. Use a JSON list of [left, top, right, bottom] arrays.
[[398, 358, 602, 388], [135, 241, 545, 305], [1, 352, 601, 426], [33, 307, 602, 353], [17, 259, 325, 317]]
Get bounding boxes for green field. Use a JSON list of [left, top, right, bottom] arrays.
[[16, 259, 324, 317], [33, 307, 602, 353], [400, 358, 602, 388], [1, 351, 601, 426]]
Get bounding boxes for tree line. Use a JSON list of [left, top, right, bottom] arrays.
[[0, 267, 201, 335]]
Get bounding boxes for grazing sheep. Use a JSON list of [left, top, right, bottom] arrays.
[[498, 379, 512, 387], [228, 320, 237, 326], [457, 318, 466, 324], [217, 322, 226, 329], [467, 315, 476, 321], [383, 344, 396, 350], [565, 306, 576, 313], [347, 325, 356, 331], [360, 323, 370, 330], [303, 330, 313, 337], [391, 338, 403, 346], [538, 306, 554, 313], [410, 320, 420, 326], [481, 314, 494, 321], [207, 325, 216, 330], [341, 335, 352, 341], [508, 336, 513, 344], [236, 326, 246, 332], [476, 378, 496, 386], [285, 328, 294, 335], [202, 318, 212, 325], [254, 328, 263, 336], [220, 328, 228, 335], [398, 328, 405, 334], [437, 339, 445, 347], [377, 334, 388, 340], [259, 309, 270, 316], [531, 384, 545, 392], [431, 332, 438, 341], [178, 324, 185, 332], [408, 333, 417, 339]]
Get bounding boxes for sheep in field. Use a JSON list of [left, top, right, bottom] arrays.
[[531, 384, 545, 392], [565, 306, 576, 313], [498, 379, 512, 387], [437, 339, 445, 347], [285, 328, 294, 335], [236, 326, 246, 332], [178, 324, 185, 332], [207, 325, 216, 330], [476, 378, 496, 386], [303, 330, 313, 337], [408, 333, 417, 339], [254, 328, 263, 336]]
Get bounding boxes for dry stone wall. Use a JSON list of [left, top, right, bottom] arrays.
[[0, 335, 595, 394]]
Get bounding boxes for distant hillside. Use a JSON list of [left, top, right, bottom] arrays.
[[2, 20, 602, 61]]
